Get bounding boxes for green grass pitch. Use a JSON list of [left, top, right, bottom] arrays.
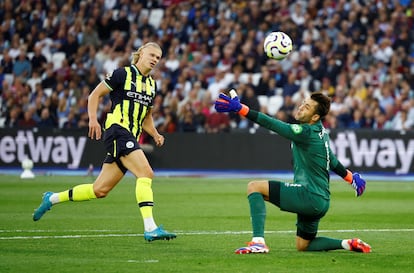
[[0, 174, 413, 273]]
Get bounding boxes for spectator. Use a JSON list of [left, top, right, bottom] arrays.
[[60, 33, 79, 63], [81, 18, 101, 48], [102, 51, 121, 75], [390, 109, 413, 131], [0, 0, 412, 133], [1, 50, 14, 74], [205, 111, 230, 133], [37, 107, 57, 128], [158, 106, 178, 133], [348, 109, 365, 129], [17, 107, 37, 128], [4, 105, 21, 128], [62, 109, 79, 130], [13, 50, 32, 80], [31, 44, 48, 74], [282, 73, 300, 98], [41, 64, 57, 89]]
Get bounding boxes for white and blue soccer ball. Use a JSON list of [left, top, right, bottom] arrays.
[[21, 158, 34, 170], [263, 31, 293, 61]]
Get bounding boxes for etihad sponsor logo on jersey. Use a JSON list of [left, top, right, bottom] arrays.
[[126, 91, 153, 106]]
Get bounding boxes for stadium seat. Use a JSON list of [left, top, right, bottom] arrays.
[[51, 52, 66, 70], [257, 95, 269, 110], [251, 73, 262, 86], [44, 88, 53, 97], [267, 95, 284, 116], [4, 74, 14, 86], [148, 9, 164, 29], [27, 52, 34, 60]]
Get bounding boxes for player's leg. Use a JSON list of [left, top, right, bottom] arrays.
[[295, 216, 344, 251], [121, 149, 176, 241], [276, 185, 345, 252], [32, 162, 124, 221], [296, 212, 371, 253], [235, 180, 270, 254]]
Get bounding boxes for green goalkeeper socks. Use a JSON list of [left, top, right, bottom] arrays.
[[306, 237, 343, 251], [248, 192, 266, 238]]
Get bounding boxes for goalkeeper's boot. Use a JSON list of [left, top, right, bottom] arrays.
[[235, 241, 270, 254], [348, 238, 372, 253], [33, 192, 53, 221], [144, 225, 177, 242]]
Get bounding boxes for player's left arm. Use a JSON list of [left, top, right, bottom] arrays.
[[329, 148, 366, 197], [142, 107, 164, 147]]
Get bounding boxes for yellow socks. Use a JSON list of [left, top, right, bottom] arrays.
[[136, 177, 154, 217], [136, 177, 157, 231], [58, 184, 97, 202]]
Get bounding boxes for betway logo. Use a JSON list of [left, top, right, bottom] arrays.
[[331, 131, 414, 174], [0, 131, 87, 168]]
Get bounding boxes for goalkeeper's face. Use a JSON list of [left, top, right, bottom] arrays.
[[294, 98, 320, 124]]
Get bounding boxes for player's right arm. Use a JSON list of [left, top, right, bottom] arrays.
[[88, 81, 110, 140], [246, 110, 310, 142], [214, 92, 308, 142]]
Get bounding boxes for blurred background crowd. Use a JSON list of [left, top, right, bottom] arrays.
[[0, 0, 413, 136]]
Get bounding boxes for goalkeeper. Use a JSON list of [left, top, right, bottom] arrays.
[[215, 90, 371, 254]]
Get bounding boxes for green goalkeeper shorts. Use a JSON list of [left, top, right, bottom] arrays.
[[268, 181, 330, 240]]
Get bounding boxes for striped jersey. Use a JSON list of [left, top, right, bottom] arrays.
[[103, 64, 156, 139]]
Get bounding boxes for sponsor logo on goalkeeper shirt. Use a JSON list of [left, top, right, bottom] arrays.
[[290, 124, 303, 134]]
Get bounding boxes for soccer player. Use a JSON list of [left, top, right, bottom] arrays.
[[215, 90, 371, 254], [33, 42, 176, 242]]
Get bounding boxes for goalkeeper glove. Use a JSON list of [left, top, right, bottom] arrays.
[[344, 170, 366, 197], [214, 92, 249, 116]]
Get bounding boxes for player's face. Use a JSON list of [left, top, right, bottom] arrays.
[[294, 98, 320, 124], [139, 46, 162, 74]]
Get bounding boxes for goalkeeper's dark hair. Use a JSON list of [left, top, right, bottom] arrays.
[[311, 92, 331, 119]]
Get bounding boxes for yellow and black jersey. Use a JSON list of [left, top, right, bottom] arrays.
[[103, 64, 156, 139]]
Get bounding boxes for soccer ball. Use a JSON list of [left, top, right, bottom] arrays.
[[22, 158, 34, 170], [263, 31, 293, 61]]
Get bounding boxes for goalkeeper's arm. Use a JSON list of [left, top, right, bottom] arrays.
[[330, 153, 366, 197]]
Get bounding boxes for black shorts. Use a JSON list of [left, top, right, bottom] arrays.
[[103, 124, 141, 173], [268, 180, 329, 240]]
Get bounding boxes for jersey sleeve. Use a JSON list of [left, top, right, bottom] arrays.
[[329, 146, 348, 178], [103, 68, 126, 91], [247, 110, 310, 143]]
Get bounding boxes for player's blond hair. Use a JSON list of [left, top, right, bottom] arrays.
[[131, 42, 162, 64]]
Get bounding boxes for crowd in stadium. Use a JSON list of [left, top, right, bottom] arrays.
[[0, 0, 413, 135]]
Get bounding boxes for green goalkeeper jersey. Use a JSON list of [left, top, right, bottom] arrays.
[[248, 111, 343, 200]]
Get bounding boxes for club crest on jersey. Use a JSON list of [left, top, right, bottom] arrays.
[[290, 124, 303, 134], [105, 71, 113, 80]]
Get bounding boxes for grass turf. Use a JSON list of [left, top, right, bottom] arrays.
[[0, 175, 413, 273]]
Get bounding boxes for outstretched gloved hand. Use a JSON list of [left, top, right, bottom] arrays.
[[214, 93, 242, 113]]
